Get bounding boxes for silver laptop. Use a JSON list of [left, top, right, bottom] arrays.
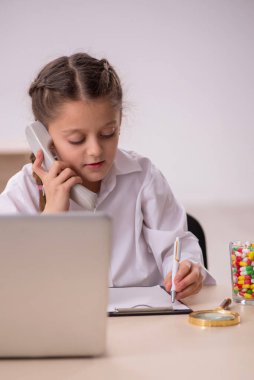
[[0, 212, 111, 357]]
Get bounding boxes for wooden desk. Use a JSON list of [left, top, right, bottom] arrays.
[[0, 285, 253, 380]]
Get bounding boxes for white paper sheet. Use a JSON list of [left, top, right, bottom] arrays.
[[108, 285, 190, 313]]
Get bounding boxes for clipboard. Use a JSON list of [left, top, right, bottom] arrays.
[[108, 285, 192, 316]]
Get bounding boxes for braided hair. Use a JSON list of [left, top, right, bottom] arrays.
[[28, 53, 123, 211]]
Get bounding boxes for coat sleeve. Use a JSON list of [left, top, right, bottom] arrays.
[[141, 164, 216, 285], [0, 165, 40, 214]]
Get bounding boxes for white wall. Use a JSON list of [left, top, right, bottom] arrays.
[[1, 0, 254, 205]]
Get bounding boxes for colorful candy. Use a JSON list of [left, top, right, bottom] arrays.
[[231, 241, 254, 303]]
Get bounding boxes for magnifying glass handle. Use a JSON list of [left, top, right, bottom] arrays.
[[219, 298, 232, 310]]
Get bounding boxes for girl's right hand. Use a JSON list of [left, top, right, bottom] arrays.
[[32, 150, 83, 213]]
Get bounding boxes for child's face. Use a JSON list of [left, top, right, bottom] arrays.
[[47, 98, 121, 192]]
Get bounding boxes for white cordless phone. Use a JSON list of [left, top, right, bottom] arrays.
[[25, 121, 97, 210]]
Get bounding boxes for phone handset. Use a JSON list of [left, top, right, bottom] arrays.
[[25, 121, 97, 210]]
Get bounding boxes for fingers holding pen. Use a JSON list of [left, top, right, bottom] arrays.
[[163, 261, 192, 294], [175, 280, 203, 300], [163, 272, 172, 293], [174, 260, 192, 290], [175, 261, 203, 300], [164, 260, 203, 300]]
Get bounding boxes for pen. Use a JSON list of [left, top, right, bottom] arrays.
[[171, 237, 181, 303]]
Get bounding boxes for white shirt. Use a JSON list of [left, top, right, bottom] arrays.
[[0, 149, 215, 286]]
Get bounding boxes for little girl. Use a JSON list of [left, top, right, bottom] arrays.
[[0, 53, 215, 297]]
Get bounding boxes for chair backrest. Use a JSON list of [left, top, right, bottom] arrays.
[[186, 213, 208, 269]]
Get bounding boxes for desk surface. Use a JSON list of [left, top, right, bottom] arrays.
[[0, 285, 253, 380]]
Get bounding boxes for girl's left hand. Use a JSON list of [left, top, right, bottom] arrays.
[[164, 260, 203, 300]]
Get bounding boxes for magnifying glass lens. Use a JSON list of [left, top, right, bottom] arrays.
[[195, 312, 235, 321], [189, 299, 240, 326]]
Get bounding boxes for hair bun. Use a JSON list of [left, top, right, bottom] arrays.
[[101, 59, 110, 72]]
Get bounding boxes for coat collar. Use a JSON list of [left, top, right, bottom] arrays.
[[97, 149, 142, 207], [113, 149, 142, 176]]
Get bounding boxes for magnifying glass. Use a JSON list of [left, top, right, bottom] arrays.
[[188, 298, 240, 327]]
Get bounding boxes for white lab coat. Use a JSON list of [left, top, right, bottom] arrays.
[[0, 149, 215, 286]]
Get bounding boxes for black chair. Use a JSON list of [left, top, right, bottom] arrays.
[[186, 214, 208, 269]]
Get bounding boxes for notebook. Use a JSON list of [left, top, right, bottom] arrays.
[[0, 212, 111, 357], [108, 285, 192, 316]]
